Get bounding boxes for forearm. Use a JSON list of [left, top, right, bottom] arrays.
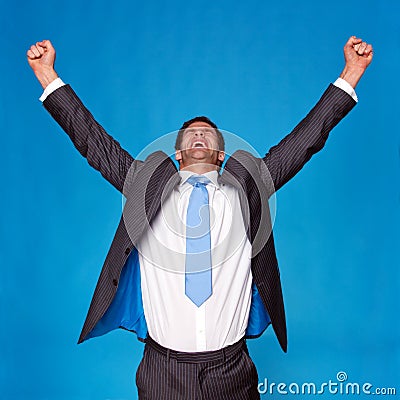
[[263, 84, 356, 191], [339, 66, 365, 89], [43, 84, 140, 192], [33, 66, 59, 89]]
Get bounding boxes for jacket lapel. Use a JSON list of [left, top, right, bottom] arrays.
[[222, 150, 273, 257], [123, 151, 179, 247]]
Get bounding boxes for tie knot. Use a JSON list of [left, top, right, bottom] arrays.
[[187, 175, 211, 187]]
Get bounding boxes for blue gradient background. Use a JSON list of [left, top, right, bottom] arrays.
[[2, 0, 399, 398]]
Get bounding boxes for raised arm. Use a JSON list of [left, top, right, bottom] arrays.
[[27, 40, 141, 192], [263, 36, 373, 192]]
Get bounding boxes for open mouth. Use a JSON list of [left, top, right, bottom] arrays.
[[191, 141, 207, 148]]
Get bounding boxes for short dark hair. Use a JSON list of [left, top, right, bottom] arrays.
[[175, 116, 225, 151]]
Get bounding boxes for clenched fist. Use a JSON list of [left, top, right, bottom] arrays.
[[27, 40, 58, 89], [340, 36, 373, 88]]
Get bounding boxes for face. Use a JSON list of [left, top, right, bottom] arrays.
[[175, 121, 225, 170]]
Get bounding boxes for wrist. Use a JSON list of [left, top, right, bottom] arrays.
[[339, 65, 365, 89], [34, 66, 59, 89]]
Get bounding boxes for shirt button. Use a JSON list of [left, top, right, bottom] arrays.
[[112, 278, 118, 286], [125, 247, 131, 255]]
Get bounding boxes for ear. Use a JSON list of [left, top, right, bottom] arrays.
[[217, 151, 225, 163], [175, 150, 182, 162]]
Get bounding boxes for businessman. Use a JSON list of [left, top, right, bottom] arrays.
[[27, 36, 373, 400]]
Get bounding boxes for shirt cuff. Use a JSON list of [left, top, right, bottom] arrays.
[[39, 77, 65, 102], [333, 77, 358, 103]]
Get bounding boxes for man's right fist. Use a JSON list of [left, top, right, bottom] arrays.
[[27, 40, 58, 89]]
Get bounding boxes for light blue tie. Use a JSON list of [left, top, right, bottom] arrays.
[[185, 175, 212, 307]]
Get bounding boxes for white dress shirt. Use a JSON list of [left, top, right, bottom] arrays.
[[40, 77, 358, 352], [137, 170, 253, 351]]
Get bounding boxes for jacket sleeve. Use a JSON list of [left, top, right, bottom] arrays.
[[43, 84, 142, 192], [262, 84, 356, 192]]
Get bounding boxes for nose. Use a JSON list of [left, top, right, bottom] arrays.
[[194, 129, 204, 137]]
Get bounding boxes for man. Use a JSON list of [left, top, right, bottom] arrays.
[[27, 36, 373, 400]]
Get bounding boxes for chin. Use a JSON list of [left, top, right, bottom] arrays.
[[188, 148, 211, 158]]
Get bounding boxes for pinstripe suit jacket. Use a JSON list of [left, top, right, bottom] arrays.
[[43, 84, 356, 352]]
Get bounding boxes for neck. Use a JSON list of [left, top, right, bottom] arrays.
[[179, 163, 220, 175]]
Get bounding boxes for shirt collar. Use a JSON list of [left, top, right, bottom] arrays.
[[179, 170, 220, 188]]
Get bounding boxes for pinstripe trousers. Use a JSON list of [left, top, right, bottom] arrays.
[[136, 337, 260, 400]]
